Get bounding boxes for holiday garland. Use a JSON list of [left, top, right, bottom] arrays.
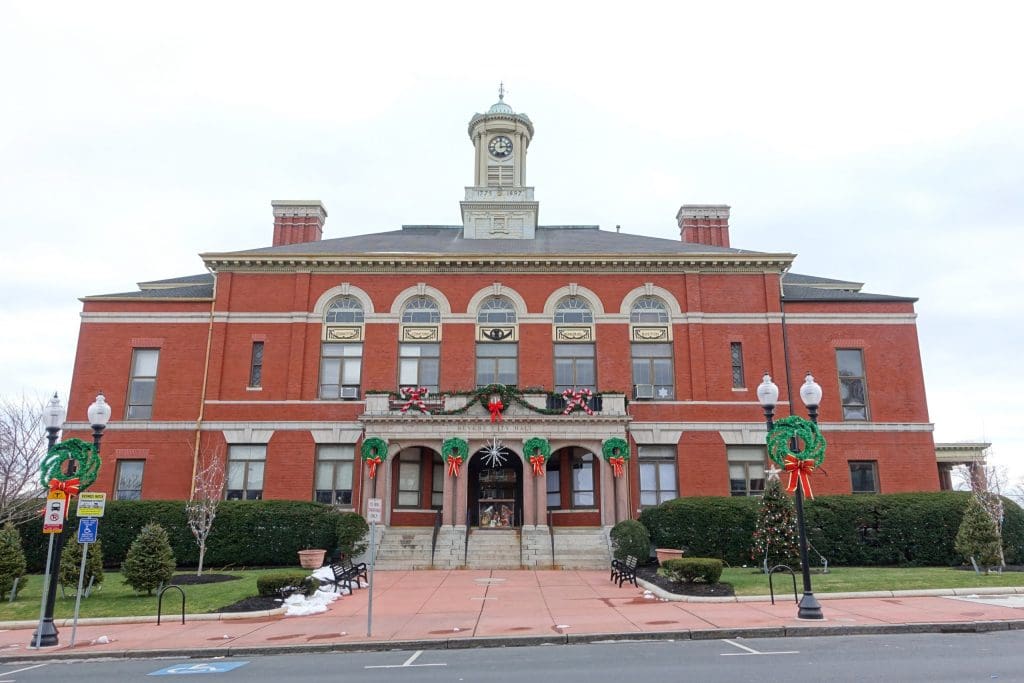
[[40, 438, 101, 490], [442, 437, 469, 477], [765, 415, 826, 499], [374, 384, 614, 417], [360, 437, 388, 479], [399, 386, 431, 414], [523, 437, 552, 476], [601, 437, 630, 477]]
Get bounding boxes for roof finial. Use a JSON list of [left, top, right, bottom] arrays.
[[498, 81, 506, 101]]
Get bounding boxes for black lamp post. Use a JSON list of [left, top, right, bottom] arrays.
[[31, 392, 110, 648], [757, 372, 824, 620]]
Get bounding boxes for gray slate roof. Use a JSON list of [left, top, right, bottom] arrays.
[[781, 284, 916, 303], [222, 225, 755, 257]]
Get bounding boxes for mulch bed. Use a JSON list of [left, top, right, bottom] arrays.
[[214, 596, 283, 613], [635, 563, 736, 597], [170, 573, 241, 586]]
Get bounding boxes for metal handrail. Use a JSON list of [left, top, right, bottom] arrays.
[[547, 509, 555, 567], [430, 508, 442, 567], [767, 564, 798, 606], [157, 584, 185, 625]]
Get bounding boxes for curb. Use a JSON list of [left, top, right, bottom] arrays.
[[4, 620, 1024, 664], [0, 606, 287, 630], [635, 578, 1024, 603]]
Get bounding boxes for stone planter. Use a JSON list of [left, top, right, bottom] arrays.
[[655, 548, 684, 565], [298, 549, 326, 569]]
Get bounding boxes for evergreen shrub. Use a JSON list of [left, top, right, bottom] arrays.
[[0, 522, 27, 599], [640, 491, 1024, 568], [122, 522, 176, 595], [59, 538, 104, 592], [609, 519, 651, 561], [257, 571, 318, 598], [659, 557, 723, 583], [335, 512, 369, 560], [955, 496, 1003, 567], [19, 500, 341, 571]]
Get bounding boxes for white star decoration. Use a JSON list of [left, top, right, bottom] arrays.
[[481, 438, 507, 468], [766, 464, 781, 481], [657, 387, 669, 398]]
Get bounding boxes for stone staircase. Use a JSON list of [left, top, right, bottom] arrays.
[[465, 529, 522, 569], [371, 526, 436, 570], [551, 527, 611, 569]]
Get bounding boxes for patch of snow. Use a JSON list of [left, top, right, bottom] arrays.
[[284, 588, 341, 616]]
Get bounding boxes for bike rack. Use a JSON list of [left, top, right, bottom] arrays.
[[767, 564, 798, 605], [157, 584, 185, 625]]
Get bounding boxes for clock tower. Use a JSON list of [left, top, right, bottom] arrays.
[[460, 86, 539, 239]]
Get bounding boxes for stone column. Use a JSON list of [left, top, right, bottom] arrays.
[[535, 469, 548, 528], [521, 453, 535, 527], [442, 460, 456, 525], [454, 454, 470, 528]]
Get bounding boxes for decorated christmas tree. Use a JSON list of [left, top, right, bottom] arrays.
[[751, 473, 800, 572]]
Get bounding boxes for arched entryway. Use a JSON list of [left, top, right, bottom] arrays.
[[468, 443, 524, 528], [388, 446, 443, 526], [545, 446, 602, 526]]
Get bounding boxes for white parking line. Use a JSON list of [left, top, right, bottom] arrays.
[[365, 650, 448, 669], [721, 639, 799, 656]]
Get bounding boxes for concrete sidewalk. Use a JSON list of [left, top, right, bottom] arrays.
[[3, 569, 1024, 663]]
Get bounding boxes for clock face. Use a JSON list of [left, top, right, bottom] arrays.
[[488, 135, 513, 158]]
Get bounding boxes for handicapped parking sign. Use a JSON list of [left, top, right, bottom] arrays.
[[148, 661, 249, 676], [77, 517, 98, 544]]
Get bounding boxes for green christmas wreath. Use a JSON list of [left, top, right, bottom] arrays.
[[601, 437, 630, 463], [360, 437, 388, 461], [442, 437, 469, 461], [40, 438, 101, 489], [523, 437, 551, 460], [765, 415, 826, 467]]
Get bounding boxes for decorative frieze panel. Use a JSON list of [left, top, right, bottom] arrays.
[[478, 326, 517, 342], [402, 325, 441, 342], [553, 326, 593, 342], [324, 326, 362, 342], [631, 325, 671, 342]]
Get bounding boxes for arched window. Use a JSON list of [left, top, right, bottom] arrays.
[[630, 296, 669, 323], [477, 297, 517, 324], [402, 297, 440, 324], [554, 296, 593, 324], [325, 297, 364, 323]]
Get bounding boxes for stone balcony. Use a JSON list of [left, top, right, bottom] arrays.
[[363, 391, 626, 417]]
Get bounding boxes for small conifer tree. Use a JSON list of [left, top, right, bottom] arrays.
[[122, 522, 176, 595], [0, 522, 27, 599], [59, 538, 105, 593], [955, 496, 1003, 570], [751, 476, 800, 571]]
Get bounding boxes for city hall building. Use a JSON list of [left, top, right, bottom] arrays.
[[62, 93, 959, 567]]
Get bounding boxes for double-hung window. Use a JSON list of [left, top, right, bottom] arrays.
[[638, 445, 677, 506], [399, 344, 440, 393], [850, 461, 879, 494], [631, 343, 674, 399], [837, 349, 869, 420], [315, 445, 354, 505], [114, 460, 145, 500], [554, 344, 596, 392], [126, 348, 159, 420], [727, 446, 767, 496], [319, 343, 363, 399], [226, 445, 266, 500]]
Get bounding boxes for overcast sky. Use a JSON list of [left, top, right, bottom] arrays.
[[2, 2, 1021, 479]]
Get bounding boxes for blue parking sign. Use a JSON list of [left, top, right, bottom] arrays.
[[77, 517, 98, 544]]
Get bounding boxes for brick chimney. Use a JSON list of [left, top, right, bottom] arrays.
[[272, 200, 327, 247], [676, 204, 730, 247]]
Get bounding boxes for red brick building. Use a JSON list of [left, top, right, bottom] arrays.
[[62, 93, 941, 567]]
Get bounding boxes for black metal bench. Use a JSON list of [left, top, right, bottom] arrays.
[[610, 555, 638, 587], [320, 558, 368, 593]]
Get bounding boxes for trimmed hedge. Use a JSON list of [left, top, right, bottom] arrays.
[[639, 492, 1024, 567], [19, 501, 345, 572], [660, 557, 723, 584], [257, 571, 318, 598]]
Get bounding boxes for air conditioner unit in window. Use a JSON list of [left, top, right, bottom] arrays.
[[634, 384, 655, 399], [339, 386, 360, 399]]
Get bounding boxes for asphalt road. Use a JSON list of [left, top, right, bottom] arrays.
[[4, 633, 1023, 682]]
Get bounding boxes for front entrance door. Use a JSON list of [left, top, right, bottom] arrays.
[[468, 445, 523, 528]]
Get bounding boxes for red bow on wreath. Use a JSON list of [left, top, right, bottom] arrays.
[[783, 454, 816, 499], [400, 386, 430, 414], [609, 456, 625, 478], [529, 455, 546, 477], [447, 456, 463, 477], [488, 396, 504, 422], [49, 477, 80, 497], [562, 388, 594, 415], [365, 456, 383, 479]]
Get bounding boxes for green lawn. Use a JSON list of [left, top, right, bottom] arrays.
[[0, 568, 291, 622], [723, 566, 1024, 596]]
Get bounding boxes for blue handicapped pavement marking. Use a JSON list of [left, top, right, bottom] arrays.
[[148, 661, 249, 675]]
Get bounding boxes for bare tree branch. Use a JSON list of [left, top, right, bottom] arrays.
[[0, 395, 48, 525], [185, 442, 226, 576], [955, 448, 1008, 568]]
